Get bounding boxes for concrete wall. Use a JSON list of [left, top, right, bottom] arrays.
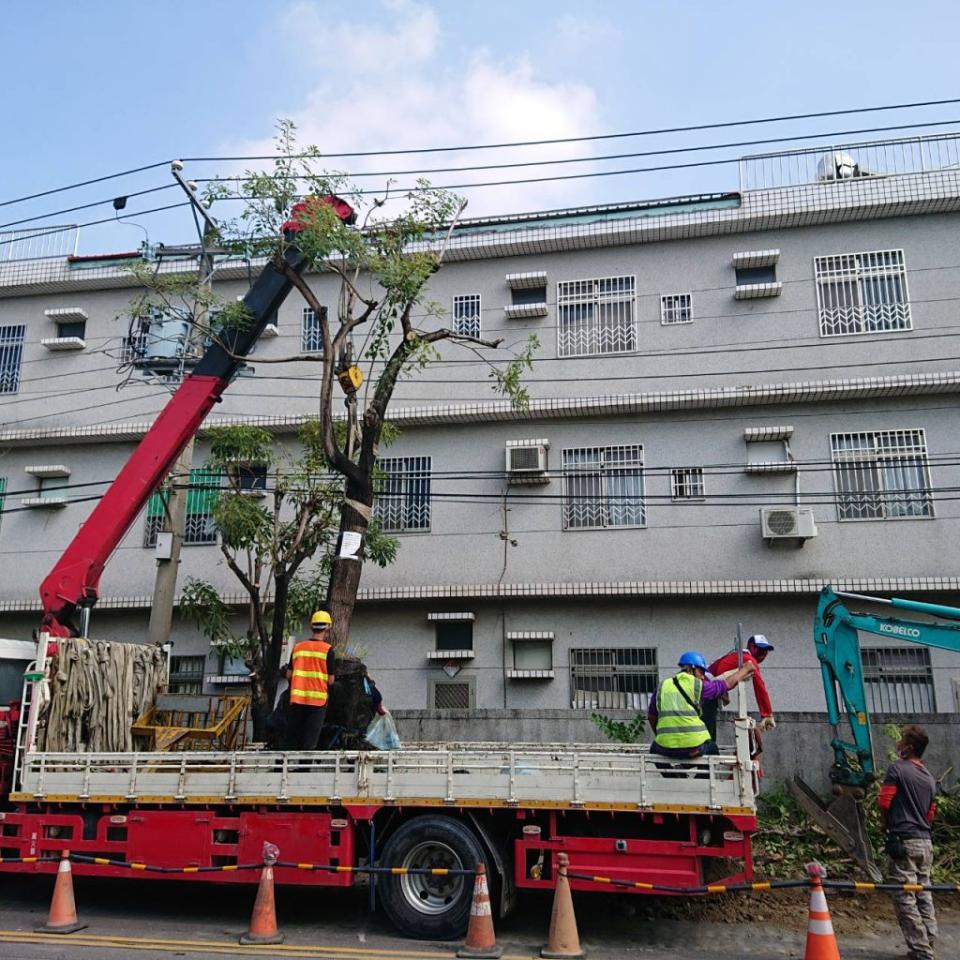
[[390, 709, 960, 794]]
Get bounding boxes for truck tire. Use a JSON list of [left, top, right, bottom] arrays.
[[378, 814, 490, 940]]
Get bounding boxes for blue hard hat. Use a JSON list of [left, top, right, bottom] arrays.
[[678, 651, 707, 669]]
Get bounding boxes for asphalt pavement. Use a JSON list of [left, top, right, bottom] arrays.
[[1, 872, 958, 959]]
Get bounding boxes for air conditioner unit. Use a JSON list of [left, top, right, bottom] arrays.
[[760, 507, 818, 544], [505, 440, 549, 484]]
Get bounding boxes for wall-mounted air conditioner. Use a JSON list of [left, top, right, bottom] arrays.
[[760, 507, 818, 544], [505, 439, 549, 484]]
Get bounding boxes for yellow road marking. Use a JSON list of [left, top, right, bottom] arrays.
[[0, 930, 536, 960]]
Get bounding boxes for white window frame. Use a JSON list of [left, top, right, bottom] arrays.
[[670, 466, 705, 500], [861, 646, 936, 713], [374, 456, 432, 533], [568, 647, 658, 710], [452, 294, 481, 339], [557, 275, 636, 358], [830, 429, 933, 522], [562, 445, 645, 530], [301, 306, 324, 353], [0, 325, 26, 394], [660, 293, 693, 325], [815, 249, 911, 338]]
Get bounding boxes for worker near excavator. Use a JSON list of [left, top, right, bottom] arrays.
[[648, 651, 755, 758], [284, 610, 337, 750], [879, 724, 939, 960], [703, 634, 777, 740]]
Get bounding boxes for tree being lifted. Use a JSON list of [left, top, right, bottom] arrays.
[[134, 121, 535, 731]]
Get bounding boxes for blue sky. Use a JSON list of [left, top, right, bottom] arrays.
[[3, 0, 959, 254]]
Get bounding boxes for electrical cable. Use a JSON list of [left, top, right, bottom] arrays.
[[182, 96, 960, 160], [194, 117, 960, 185]]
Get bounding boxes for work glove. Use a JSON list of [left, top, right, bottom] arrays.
[[760, 715, 776, 732]]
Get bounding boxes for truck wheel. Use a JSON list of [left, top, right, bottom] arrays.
[[378, 815, 490, 940]]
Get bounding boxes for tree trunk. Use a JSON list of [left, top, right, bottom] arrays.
[[327, 476, 372, 648]]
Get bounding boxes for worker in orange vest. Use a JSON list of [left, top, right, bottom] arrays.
[[284, 610, 337, 750]]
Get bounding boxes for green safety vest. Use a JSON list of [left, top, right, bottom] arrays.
[[653, 672, 711, 750]]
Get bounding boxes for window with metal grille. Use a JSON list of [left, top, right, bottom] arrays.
[[861, 647, 935, 713], [671, 467, 705, 500], [558, 276, 636, 357], [569, 648, 658, 710], [562, 445, 645, 529], [144, 467, 222, 547], [453, 294, 481, 339], [430, 679, 474, 709], [815, 249, 911, 337], [0, 325, 25, 393], [374, 456, 432, 532], [660, 293, 692, 325], [301, 306, 325, 353], [169, 655, 206, 695], [831, 430, 933, 521]]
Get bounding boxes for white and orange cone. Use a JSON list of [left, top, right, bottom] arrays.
[[804, 862, 841, 960], [239, 863, 284, 945], [540, 852, 584, 960], [35, 850, 86, 934], [457, 862, 502, 959]]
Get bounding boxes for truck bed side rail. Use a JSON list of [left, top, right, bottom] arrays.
[[15, 745, 756, 814]]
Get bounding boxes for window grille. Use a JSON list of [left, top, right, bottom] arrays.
[[558, 276, 636, 357], [660, 293, 693, 325], [671, 467, 705, 500], [453, 294, 481, 339], [374, 456, 432, 532], [301, 306, 325, 353], [169, 655, 206, 695], [815, 249, 911, 337], [562, 445, 645, 529], [144, 467, 221, 547], [831, 430, 932, 521], [861, 647, 935, 712], [569, 647, 658, 710], [430, 680, 473, 709], [0, 325, 25, 393]]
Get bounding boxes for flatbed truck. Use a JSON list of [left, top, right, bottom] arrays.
[[0, 193, 758, 938]]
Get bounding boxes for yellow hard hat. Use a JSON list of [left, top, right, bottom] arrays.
[[310, 610, 332, 628]]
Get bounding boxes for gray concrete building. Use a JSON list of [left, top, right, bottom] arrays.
[[2, 133, 960, 734]]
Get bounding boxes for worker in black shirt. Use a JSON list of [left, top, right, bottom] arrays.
[[878, 724, 938, 960]]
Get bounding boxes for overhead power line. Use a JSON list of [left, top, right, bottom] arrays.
[[182, 96, 960, 160], [2, 94, 959, 224]]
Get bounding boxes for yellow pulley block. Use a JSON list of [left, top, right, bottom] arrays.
[[337, 364, 363, 394]]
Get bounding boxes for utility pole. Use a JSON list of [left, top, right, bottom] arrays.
[[148, 163, 218, 647]]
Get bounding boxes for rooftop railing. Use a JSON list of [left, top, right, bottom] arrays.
[[739, 131, 960, 192], [0, 225, 79, 262]]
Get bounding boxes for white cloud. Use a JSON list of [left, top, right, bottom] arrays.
[[229, 1, 603, 219]]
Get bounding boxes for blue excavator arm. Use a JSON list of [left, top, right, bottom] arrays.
[[814, 586, 960, 790]]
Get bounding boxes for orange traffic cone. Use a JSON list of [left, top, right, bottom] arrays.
[[804, 862, 841, 960], [239, 863, 284, 945], [457, 862, 502, 959], [35, 850, 86, 934], [540, 852, 584, 960]]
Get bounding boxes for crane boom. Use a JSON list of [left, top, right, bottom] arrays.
[[39, 198, 354, 637]]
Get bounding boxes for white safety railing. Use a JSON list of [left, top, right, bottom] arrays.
[[0, 225, 79, 262], [17, 739, 757, 812], [739, 132, 960, 192]]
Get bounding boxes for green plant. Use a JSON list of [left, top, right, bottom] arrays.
[[591, 712, 646, 744]]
